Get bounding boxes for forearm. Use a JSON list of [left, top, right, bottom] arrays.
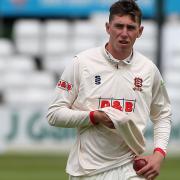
[[153, 117, 171, 154], [47, 105, 91, 128]]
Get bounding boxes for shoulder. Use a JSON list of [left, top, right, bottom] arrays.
[[74, 46, 102, 62], [66, 46, 103, 74], [133, 50, 158, 71]]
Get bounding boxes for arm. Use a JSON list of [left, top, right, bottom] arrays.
[[47, 55, 116, 128], [150, 69, 172, 154], [135, 68, 172, 180], [47, 56, 91, 128]]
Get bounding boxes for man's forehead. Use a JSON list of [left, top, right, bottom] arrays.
[[111, 14, 139, 25]]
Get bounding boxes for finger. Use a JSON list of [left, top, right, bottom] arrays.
[[109, 122, 115, 129], [136, 164, 150, 176], [142, 166, 159, 180], [106, 122, 115, 129], [143, 170, 153, 178], [146, 172, 159, 180]]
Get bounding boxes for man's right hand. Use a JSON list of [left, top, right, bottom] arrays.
[[93, 111, 115, 129]]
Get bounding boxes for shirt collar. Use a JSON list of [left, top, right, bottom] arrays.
[[102, 43, 133, 65]]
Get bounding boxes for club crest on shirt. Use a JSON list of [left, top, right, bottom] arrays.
[[133, 77, 143, 91]]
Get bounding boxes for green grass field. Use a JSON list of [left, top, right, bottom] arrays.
[[0, 153, 179, 180]]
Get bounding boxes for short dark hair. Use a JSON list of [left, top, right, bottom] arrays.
[[109, 0, 142, 25]]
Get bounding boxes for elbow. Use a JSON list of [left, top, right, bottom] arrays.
[[48, 119, 55, 127], [47, 110, 65, 127], [47, 112, 56, 126]]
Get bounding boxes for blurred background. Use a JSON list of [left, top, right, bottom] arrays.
[[0, 0, 180, 180]]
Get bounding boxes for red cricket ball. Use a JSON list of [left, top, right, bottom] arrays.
[[133, 159, 147, 171]]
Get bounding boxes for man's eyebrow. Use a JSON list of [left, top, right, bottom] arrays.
[[127, 24, 137, 27], [114, 23, 137, 27]]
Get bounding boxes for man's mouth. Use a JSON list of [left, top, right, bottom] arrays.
[[119, 40, 128, 44]]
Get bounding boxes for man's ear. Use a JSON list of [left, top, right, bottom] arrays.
[[106, 22, 110, 34], [137, 26, 144, 38]]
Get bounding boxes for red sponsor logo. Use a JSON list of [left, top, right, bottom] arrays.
[[133, 77, 143, 91], [99, 98, 136, 112], [57, 80, 72, 91]]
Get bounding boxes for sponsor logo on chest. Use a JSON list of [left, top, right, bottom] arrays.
[[98, 97, 136, 113]]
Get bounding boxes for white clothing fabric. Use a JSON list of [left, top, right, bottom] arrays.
[[69, 161, 146, 180], [100, 107, 145, 155], [47, 45, 171, 176]]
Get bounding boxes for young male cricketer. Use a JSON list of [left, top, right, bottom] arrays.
[[47, 0, 172, 179]]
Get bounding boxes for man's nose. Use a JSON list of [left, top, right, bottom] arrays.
[[121, 27, 128, 37]]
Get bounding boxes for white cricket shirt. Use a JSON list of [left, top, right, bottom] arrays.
[[47, 45, 171, 176]]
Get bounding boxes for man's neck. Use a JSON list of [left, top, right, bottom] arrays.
[[106, 43, 132, 60]]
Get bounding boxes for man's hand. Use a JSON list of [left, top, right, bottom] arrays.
[[93, 110, 115, 129], [134, 151, 164, 180]]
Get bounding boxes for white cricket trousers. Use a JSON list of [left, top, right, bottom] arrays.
[[69, 162, 146, 180]]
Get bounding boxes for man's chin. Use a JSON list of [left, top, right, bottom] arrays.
[[116, 44, 130, 50]]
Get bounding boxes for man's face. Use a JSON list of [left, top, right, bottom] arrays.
[[106, 15, 143, 53]]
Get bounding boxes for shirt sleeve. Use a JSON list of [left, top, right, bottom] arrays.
[[47, 56, 92, 128], [150, 68, 172, 153]]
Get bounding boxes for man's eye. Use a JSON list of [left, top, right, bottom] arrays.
[[127, 25, 136, 30], [115, 24, 124, 29]]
